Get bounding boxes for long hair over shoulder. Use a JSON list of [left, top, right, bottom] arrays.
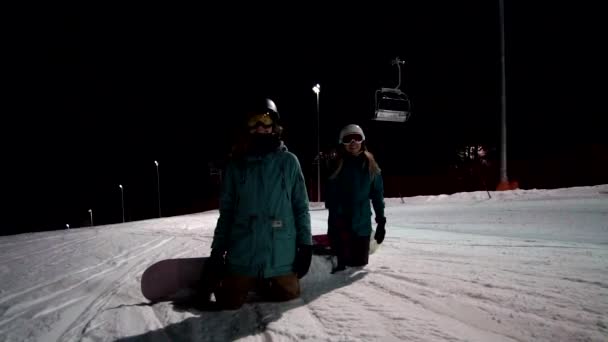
[[329, 142, 381, 180]]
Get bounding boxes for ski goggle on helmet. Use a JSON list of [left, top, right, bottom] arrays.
[[339, 124, 366, 144], [341, 134, 364, 144], [247, 112, 274, 129]]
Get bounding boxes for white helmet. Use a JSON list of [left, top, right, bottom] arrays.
[[338, 124, 365, 143]]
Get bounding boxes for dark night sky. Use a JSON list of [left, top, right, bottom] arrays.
[[3, 2, 606, 235]]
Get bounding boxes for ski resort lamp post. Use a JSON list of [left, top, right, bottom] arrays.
[[312, 83, 321, 204], [154, 160, 161, 218], [119, 184, 125, 223], [497, 0, 510, 190], [88, 209, 93, 226]]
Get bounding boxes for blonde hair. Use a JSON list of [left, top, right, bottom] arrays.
[[329, 150, 381, 180]]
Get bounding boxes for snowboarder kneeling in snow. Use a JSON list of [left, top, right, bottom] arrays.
[[200, 98, 312, 310], [325, 124, 386, 273]]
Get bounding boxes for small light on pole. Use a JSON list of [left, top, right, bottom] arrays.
[[88, 209, 93, 226], [119, 184, 125, 223], [312, 83, 321, 204], [154, 160, 161, 218], [66, 224, 70, 230]]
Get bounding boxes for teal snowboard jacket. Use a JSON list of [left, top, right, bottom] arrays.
[[211, 143, 312, 278], [325, 153, 385, 237]]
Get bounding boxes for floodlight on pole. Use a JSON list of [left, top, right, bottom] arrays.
[[119, 184, 125, 223], [154, 160, 161, 218], [312, 83, 321, 204]]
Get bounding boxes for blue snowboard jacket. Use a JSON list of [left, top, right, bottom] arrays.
[[211, 143, 312, 278], [325, 153, 385, 237]]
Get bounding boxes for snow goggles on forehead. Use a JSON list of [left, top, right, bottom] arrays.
[[247, 112, 274, 128], [341, 134, 364, 144]]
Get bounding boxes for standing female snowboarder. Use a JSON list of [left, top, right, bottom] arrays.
[[325, 124, 386, 273]]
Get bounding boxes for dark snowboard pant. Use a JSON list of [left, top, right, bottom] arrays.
[[214, 273, 300, 310], [329, 218, 370, 267]]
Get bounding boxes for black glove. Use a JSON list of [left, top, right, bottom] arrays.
[[374, 217, 386, 244], [293, 244, 313, 279]]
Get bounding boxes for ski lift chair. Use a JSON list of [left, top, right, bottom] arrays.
[[373, 57, 412, 123], [374, 88, 412, 122]]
